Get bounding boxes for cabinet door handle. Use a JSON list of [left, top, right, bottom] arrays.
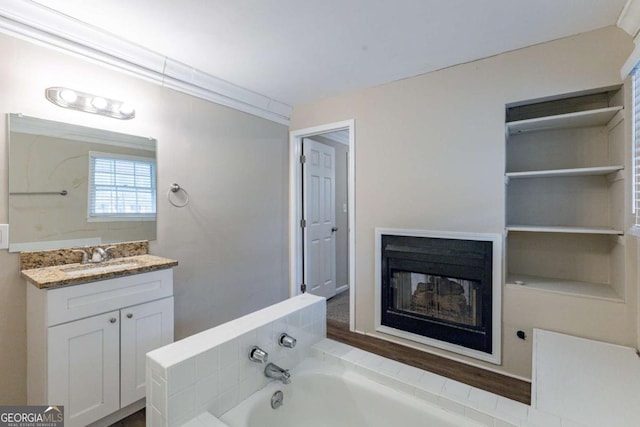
[[126, 313, 133, 319], [109, 317, 117, 324]]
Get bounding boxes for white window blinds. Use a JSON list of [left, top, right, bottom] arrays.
[[88, 152, 156, 220], [634, 68, 640, 226]]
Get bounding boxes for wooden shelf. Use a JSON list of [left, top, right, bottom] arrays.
[[507, 106, 623, 135], [506, 274, 623, 302], [506, 225, 623, 235], [506, 165, 623, 180]]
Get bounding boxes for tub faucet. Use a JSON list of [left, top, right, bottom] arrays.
[[264, 363, 291, 384]]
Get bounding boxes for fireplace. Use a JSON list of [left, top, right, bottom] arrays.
[[375, 229, 502, 364]]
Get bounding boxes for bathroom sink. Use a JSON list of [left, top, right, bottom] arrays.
[[61, 259, 141, 276]]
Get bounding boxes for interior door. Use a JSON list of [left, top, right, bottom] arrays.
[[303, 138, 337, 299]]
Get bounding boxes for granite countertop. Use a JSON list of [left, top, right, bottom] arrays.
[[22, 254, 178, 289]]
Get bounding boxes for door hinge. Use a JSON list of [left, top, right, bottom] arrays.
[[300, 283, 307, 293], [300, 154, 306, 164], [300, 219, 306, 228]]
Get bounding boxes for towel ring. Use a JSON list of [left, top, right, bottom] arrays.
[[167, 183, 189, 208]]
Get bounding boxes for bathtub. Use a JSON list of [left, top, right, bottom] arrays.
[[219, 358, 483, 427]]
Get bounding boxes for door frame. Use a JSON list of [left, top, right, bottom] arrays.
[[289, 119, 355, 332]]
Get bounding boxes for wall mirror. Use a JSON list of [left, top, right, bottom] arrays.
[[8, 114, 157, 252]]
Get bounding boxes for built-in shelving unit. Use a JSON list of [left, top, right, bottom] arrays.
[[506, 106, 623, 134], [505, 165, 623, 179], [505, 225, 623, 235], [506, 274, 624, 302], [505, 87, 626, 300]]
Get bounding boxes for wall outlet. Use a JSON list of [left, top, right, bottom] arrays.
[[0, 224, 8, 249]]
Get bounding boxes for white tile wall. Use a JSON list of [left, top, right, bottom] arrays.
[[146, 294, 326, 427]]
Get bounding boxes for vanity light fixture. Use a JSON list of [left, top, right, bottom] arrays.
[[45, 87, 135, 120]]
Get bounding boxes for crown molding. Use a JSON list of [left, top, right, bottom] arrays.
[[0, 1, 291, 125], [618, 0, 640, 37]]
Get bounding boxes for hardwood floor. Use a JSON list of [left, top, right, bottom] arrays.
[[327, 319, 531, 404], [109, 409, 145, 427]]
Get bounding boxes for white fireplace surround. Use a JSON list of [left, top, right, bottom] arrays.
[[374, 228, 503, 365]]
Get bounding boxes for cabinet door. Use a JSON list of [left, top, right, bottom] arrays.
[[120, 297, 174, 407], [48, 311, 120, 427]]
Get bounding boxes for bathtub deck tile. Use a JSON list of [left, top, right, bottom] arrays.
[[396, 364, 425, 386], [357, 351, 387, 370], [413, 387, 440, 405], [467, 387, 499, 411], [495, 396, 529, 420], [377, 358, 404, 376], [438, 396, 467, 416], [340, 347, 369, 364], [442, 379, 472, 401], [415, 371, 446, 395], [315, 338, 352, 357]]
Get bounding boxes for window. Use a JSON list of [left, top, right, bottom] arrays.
[[88, 151, 156, 221], [634, 68, 640, 227]]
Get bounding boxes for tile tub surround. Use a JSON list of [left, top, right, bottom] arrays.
[[145, 293, 326, 427], [19, 240, 149, 270], [178, 339, 570, 427], [21, 254, 178, 288]]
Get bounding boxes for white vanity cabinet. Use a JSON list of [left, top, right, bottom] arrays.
[[27, 268, 174, 427]]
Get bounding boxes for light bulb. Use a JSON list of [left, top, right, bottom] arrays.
[[91, 97, 108, 110], [59, 89, 77, 104], [119, 102, 135, 115]]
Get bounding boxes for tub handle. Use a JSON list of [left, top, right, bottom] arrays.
[[249, 346, 269, 363], [279, 333, 297, 348]]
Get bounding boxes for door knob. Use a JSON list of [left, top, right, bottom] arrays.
[[109, 317, 117, 324], [126, 313, 133, 319], [331, 227, 338, 232]]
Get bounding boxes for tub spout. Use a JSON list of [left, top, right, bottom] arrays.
[[264, 363, 291, 384]]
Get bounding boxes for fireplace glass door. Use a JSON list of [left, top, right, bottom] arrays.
[[391, 272, 482, 328]]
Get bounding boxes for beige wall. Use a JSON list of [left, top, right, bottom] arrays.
[[291, 26, 637, 379], [0, 33, 289, 403]]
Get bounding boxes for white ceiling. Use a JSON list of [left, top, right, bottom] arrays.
[[32, 0, 629, 107]]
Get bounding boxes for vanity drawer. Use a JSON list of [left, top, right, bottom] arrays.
[[44, 269, 173, 326]]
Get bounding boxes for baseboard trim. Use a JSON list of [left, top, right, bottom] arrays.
[[335, 284, 349, 294], [88, 399, 145, 427]]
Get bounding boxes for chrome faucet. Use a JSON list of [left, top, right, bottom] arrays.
[[72, 249, 89, 264], [264, 363, 291, 384], [90, 247, 107, 263], [89, 246, 117, 263]]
